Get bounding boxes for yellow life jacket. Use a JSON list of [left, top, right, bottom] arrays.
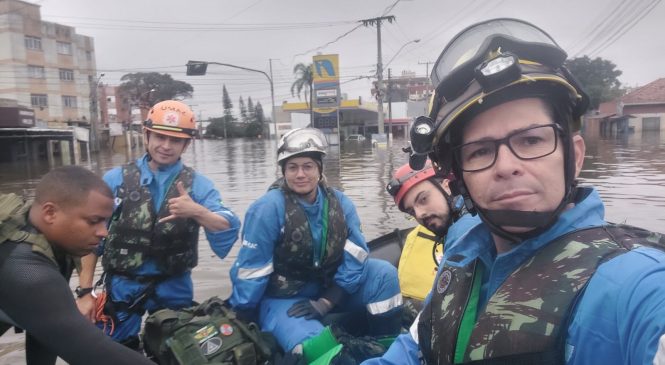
[[397, 225, 442, 301]]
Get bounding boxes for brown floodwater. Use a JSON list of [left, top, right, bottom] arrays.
[[1, 131, 664, 363]]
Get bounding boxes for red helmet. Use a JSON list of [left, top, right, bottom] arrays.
[[387, 161, 436, 211]]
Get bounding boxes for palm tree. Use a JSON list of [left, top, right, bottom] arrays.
[[290, 63, 314, 123]]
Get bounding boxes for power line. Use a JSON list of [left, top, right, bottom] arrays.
[[586, 0, 662, 58]]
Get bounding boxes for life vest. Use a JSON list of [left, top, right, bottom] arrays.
[[102, 163, 199, 276], [398, 225, 442, 301], [0, 193, 74, 335], [418, 224, 665, 364], [142, 296, 275, 365], [0, 193, 59, 265], [266, 180, 347, 297]]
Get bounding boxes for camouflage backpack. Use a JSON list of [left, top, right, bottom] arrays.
[[142, 297, 275, 365]]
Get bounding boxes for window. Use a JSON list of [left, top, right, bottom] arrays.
[[59, 69, 74, 81], [24, 36, 42, 50], [57, 41, 72, 55], [62, 96, 77, 108], [31, 94, 48, 107], [27, 65, 45, 78], [86, 51, 92, 61]]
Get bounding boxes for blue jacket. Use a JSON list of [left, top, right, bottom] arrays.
[[364, 187, 665, 365], [100, 155, 240, 276], [229, 185, 368, 309]]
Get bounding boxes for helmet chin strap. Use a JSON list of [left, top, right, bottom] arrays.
[[454, 179, 577, 243]]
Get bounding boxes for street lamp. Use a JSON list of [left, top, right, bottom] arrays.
[[385, 39, 420, 69], [384, 39, 420, 142], [186, 60, 277, 139]]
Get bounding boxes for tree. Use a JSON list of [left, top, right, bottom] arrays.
[[221, 85, 236, 139], [291, 63, 314, 122], [246, 101, 266, 138], [239, 96, 248, 124], [247, 97, 256, 124], [119, 72, 193, 118], [565, 56, 625, 110]]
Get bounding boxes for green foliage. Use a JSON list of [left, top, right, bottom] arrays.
[[239, 96, 248, 123], [291, 63, 313, 124], [565, 56, 625, 110], [119, 72, 193, 108]]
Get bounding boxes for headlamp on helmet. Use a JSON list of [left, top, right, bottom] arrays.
[[475, 52, 521, 94], [408, 116, 436, 170]]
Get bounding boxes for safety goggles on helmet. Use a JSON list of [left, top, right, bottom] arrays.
[[430, 18, 566, 105], [277, 128, 328, 164], [454, 123, 563, 172]]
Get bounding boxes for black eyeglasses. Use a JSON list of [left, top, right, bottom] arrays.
[[453, 123, 562, 172]]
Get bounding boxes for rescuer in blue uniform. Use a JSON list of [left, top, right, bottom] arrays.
[[230, 128, 403, 357], [76, 100, 240, 348], [363, 18, 665, 365]]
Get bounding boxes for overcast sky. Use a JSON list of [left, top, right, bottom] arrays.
[[37, 0, 665, 120]]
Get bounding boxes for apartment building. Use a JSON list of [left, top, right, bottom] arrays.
[[0, 0, 98, 127]]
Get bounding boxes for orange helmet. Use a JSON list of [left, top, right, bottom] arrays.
[[387, 161, 437, 211], [143, 100, 197, 139]]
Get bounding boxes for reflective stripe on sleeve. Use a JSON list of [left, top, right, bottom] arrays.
[[237, 262, 274, 280], [367, 292, 403, 315], [344, 239, 368, 263], [655, 333, 665, 365]]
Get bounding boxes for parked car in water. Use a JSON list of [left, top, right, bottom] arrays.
[[347, 134, 366, 142]]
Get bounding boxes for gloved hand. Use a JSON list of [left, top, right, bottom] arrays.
[[287, 298, 333, 320]]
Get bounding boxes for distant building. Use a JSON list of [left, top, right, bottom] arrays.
[[371, 70, 433, 102], [586, 78, 665, 136], [0, 0, 99, 128]]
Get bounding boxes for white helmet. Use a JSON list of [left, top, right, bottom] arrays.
[[277, 128, 328, 164]]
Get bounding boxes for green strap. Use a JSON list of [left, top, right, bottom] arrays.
[[454, 262, 484, 364], [319, 194, 329, 265], [302, 326, 341, 364]]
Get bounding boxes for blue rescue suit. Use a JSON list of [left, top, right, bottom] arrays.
[[230, 185, 402, 352], [99, 155, 240, 342], [363, 187, 665, 365]]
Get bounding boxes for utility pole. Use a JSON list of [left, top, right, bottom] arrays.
[[361, 15, 395, 138], [387, 68, 392, 142], [269, 58, 277, 138], [419, 60, 434, 113], [88, 73, 104, 152]]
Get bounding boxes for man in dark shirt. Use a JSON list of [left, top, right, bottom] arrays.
[[0, 165, 153, 365]]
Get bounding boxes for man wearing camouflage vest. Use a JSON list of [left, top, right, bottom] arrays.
[[229, 128, 403, 359], [76, 100, 240, 349], [0, 166, 154, 365], [363, 18, 665, 365]]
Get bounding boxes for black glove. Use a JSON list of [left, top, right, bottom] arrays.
[[287, 298, 333, 320], [234, 306, 259, 323]]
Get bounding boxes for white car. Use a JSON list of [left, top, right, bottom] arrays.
[[347, 134, 366, 142]]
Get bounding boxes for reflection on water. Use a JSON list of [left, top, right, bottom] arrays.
[[1, 132, 664, 296], [580, 131, 665, 232]]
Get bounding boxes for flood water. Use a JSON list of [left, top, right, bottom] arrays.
[[1, 131, 664, 362]]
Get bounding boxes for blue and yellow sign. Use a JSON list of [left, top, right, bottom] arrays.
[[312, 54, 341, 110], [312, 54, 339, 84]]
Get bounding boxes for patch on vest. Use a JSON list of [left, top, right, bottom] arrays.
[[200, 336, 223, 356], [437, 269, 452, 294], [220, 324, 234, 336], [128, 190, 141, 202], [194, 324, 219, 343], [291, 230, 303, 242]]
